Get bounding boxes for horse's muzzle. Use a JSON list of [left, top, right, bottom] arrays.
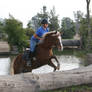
[[58, 46, 63, 51]]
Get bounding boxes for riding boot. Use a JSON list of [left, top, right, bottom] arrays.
[[26, 51, 33, 66]]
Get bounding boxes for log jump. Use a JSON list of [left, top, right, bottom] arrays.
[[62, 40, 81, 48], [1, 65, 92, 92]]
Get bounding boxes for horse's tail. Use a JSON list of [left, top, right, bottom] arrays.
[[12, 54, 23, 74], [10, 60, 14, 75]]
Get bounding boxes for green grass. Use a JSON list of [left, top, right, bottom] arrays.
[[40, 84, 92, 92], [53, 48, 74, 55]]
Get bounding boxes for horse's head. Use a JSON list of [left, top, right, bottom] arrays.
[[43, 31, 63, 51]]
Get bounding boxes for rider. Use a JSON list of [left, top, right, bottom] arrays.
[[27, 19, 49, 66]]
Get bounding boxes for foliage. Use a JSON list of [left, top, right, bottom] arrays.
[[4, 15, 28, 52], [0, 20, 4, 32], [28, 6, 60, 32], [73, 11, 84, 34], [61, 17, 76, 39], [49, 6, 60, 31], [27, 6, 49, 31], [25, 28, 35, 39], [79, 17, 88, 49], [73, 10, 92, 50], [78, 15, 92, 50], [0, 19, 7, 40], [84, 0, 91, 51], [73, 11, 84, 22]]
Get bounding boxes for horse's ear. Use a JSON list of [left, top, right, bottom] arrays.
[[51, 30, 57, 34], [52, 31, 59, 36]]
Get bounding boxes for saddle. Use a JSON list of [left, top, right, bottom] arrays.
[[22, 47, 37, 61]]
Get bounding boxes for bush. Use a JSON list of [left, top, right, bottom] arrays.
[[4, 16, 28, 52]]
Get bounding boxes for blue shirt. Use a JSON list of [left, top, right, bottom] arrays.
[[31, 26, 49, 42]]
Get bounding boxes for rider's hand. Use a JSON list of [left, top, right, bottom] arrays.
[[39, 38, 43, 40]]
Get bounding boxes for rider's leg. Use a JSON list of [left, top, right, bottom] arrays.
[[26, 51, 31, 66], [27, 39, 37, 66]]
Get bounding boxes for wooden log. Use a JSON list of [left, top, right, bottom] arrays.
[[36, 65, 92, 91], [62, 40, 80, 46], [0, 73, 40, 92], [1, 65, 92, 91]]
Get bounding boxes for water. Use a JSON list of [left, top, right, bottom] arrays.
[[0, 55, 84, 75], [0, 57, 11, 75], [32, 55, 84, 74]]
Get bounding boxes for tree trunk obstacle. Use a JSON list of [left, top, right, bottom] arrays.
[[62, 40, 81, 48], [1, 65, 92, 92], [0, 73, 40, 92]]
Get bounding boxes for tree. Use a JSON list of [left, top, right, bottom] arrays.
[[86, 0, 92, 50], [25, 28, 35, 39], [28, 6, 49, 31], [4, 15, 28, 52], [73, 11, 84, 34], [79, 17, 88, 49], [61, 17, 75, 39], [28, 6, 60, 32], [0, 20, 4, 39], [0, 18, 7, 40], [86, 0, 91, 26], [49, 6, 60, 31]]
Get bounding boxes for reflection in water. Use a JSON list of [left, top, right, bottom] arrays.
[[0, 57, 11, 75], [0, 55, 84, 75]]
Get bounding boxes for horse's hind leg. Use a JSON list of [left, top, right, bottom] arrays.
[[48, 61, 57, 72]]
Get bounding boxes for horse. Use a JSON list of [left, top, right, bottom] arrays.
[[12, 31, 63, 74]]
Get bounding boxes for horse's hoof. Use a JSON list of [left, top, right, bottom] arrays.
[[57, 64, 60, 70], [53, 69, 56, 72], [57, 66, 60, 70]]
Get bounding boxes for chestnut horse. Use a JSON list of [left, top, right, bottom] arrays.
[[13, 31, 63, 74]]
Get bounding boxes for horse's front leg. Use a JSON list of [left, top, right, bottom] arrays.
[[48, 60, 57, 72], [50, 56, 60, 70]]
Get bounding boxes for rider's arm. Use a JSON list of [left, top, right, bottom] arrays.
[[34, 34, 42, 40]]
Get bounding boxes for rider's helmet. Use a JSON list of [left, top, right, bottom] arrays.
[[41, 19, 48, 24]]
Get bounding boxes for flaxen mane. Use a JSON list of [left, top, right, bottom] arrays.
[[42, 31, 57, 37]]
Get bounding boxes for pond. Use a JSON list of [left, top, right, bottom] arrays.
[[0, 55, 85, 75], [0, 56, 11, 75]]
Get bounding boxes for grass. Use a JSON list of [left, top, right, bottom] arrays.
[[53, 48, 74, 55], [40, 84, 92, 92]]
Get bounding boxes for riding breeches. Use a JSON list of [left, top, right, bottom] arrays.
[[30, 38, 37, 52]]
